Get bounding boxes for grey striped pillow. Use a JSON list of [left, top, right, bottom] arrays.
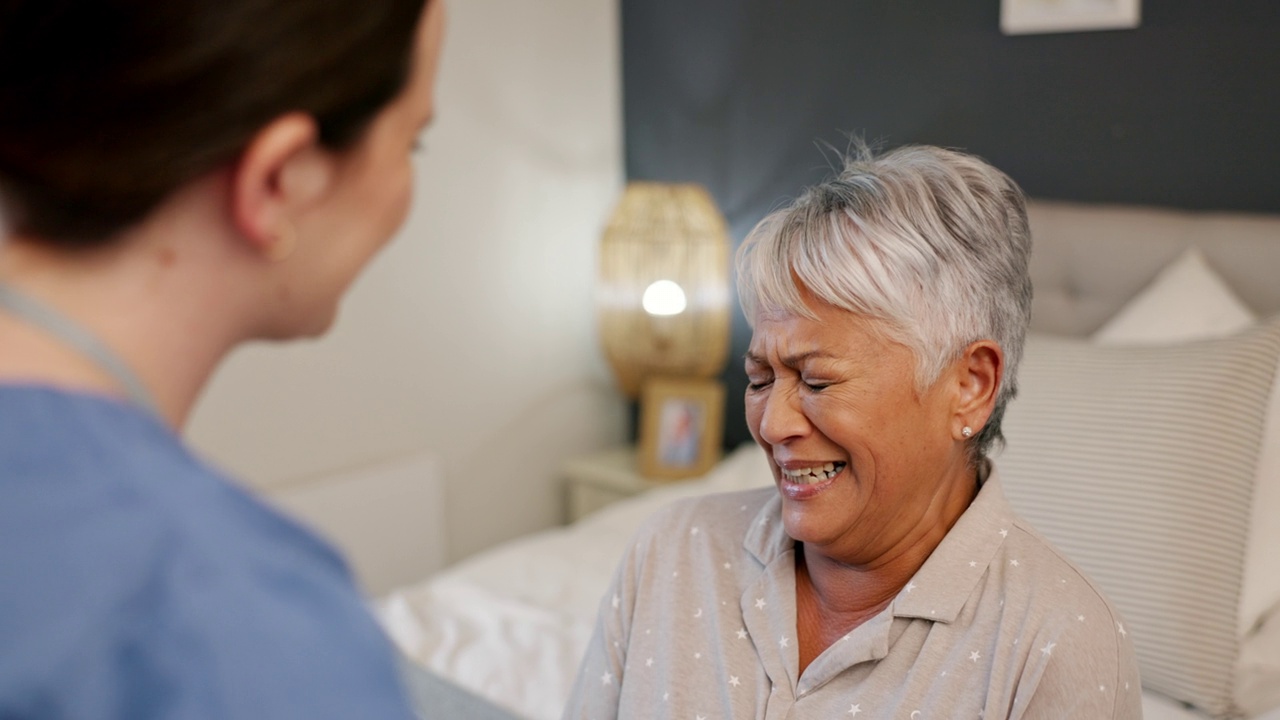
[[996, 319, 1280, 718]]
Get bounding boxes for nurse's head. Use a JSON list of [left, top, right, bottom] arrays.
[[0, 0, 445, 336]]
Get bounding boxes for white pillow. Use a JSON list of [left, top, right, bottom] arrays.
[[1084, 247, 1280, 717], [1093, 248, 1256, 345], [999, 322, 1280, 718], [1088, 248, 1279, 640]]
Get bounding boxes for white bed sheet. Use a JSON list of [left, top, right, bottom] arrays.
[[378, 445, 772, 719], [378, 444, 1280, 720]]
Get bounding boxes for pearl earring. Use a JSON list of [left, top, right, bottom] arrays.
[[962, 426, 973, 438]]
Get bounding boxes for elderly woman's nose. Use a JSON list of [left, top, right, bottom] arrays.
[[757, 386, 808, 444]]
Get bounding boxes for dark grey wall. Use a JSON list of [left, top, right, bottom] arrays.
[[621, 0, 1280, 449]]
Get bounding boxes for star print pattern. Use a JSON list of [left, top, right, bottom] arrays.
[[564, 478, 1142, 720]]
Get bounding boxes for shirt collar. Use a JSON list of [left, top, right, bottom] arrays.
[[742, 462, 1016, 625], [743, 485, 792, 568]]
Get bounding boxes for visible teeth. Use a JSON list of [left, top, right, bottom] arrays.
[[782, 462, 845, 483]]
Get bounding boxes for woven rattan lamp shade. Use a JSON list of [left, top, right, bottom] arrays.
[[599, 182, 731, 398]]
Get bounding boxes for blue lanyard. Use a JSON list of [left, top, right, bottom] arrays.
[[0, 281, 158, 415]]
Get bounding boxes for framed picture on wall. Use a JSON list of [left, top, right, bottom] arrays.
[[1001, 0, 1140, 35], [637, 377, 725, 481]]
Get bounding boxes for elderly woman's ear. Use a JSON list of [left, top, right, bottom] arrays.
[[950, 340, 1004, 441]]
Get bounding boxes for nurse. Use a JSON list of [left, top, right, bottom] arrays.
[[0, 0, 444, 716]]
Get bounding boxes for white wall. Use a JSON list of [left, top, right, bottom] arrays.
[[187, 0, 627, 574]]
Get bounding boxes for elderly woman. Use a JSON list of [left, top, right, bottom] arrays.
[[564, 145, 1141, 719], [0, 0, 444, 716]]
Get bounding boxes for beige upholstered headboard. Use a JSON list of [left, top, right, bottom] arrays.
[[1026, 199, 1280, 337]]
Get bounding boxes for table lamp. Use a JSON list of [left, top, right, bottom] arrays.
[[599, 181, 730, 396]]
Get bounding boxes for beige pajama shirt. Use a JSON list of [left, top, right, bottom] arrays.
[[563, 466, 1142, 719]]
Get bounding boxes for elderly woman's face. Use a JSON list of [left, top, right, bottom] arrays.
[[744, 292, 971, 563]]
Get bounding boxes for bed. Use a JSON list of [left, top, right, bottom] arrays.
[[379, 199, 1280, 720]]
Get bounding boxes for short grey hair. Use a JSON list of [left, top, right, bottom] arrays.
[[736, 144, 1033, 460]]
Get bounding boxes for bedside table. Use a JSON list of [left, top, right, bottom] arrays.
[[564, 446, 666, 523]]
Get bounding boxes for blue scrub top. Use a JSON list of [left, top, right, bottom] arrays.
[[0, 385, 419, 719]]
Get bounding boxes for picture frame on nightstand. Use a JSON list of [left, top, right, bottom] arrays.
[[637, 376, 724, 480]]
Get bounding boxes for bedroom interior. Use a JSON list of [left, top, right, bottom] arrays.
[[187, 0, 1279, 718]]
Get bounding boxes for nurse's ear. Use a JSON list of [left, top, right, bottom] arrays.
[[227, 112, 336, 261], [950, 340, 1003, 441]]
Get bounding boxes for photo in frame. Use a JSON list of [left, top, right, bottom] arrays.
[[1001, 0, 1140, 35], [637, 377, 725, 480]]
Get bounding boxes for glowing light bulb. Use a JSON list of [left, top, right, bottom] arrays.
[[642, 279, 687, 316]]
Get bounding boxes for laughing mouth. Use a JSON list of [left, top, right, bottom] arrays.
[[781, 462, 846, 485]]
